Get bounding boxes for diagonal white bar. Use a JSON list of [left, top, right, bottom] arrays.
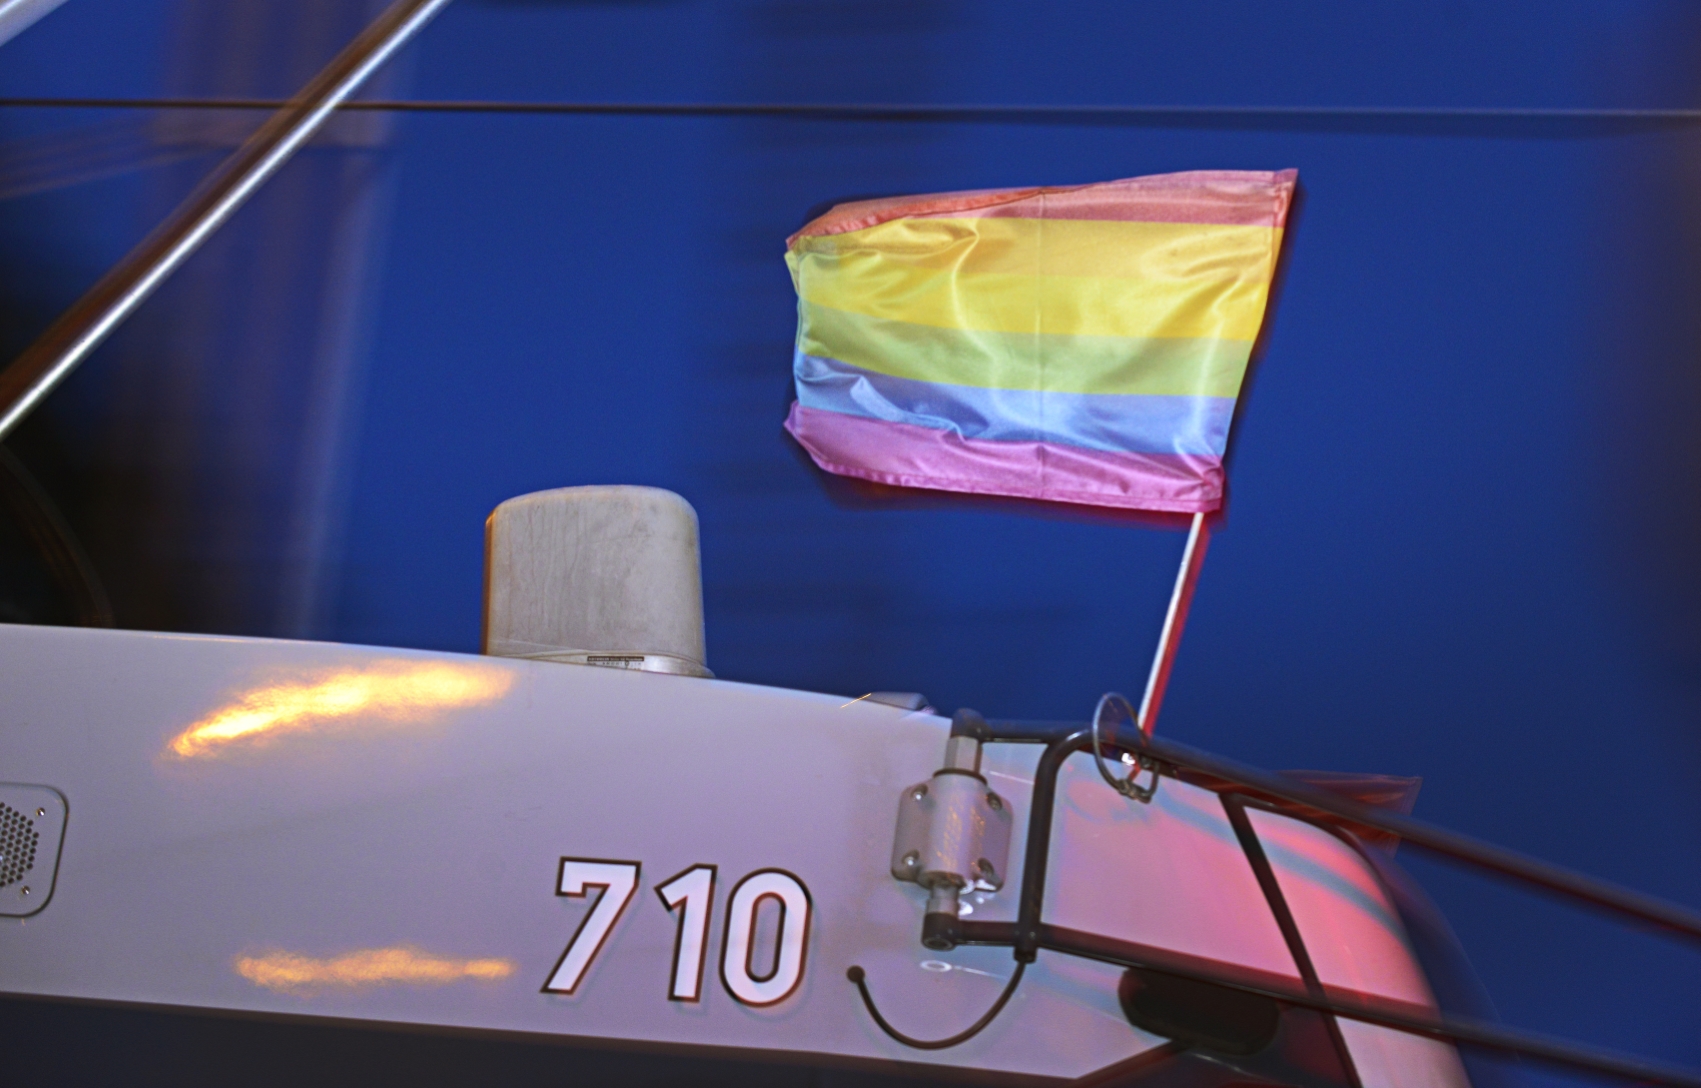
[[1136, 510, 1210, 736], [0, 0, 69, 49], [0, 0, 454, 442]]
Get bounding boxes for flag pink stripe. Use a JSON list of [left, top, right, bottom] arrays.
[[785, 403, 1224, 513], [789, 169, 1295, 243]]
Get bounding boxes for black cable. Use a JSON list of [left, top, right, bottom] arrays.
[[845, 961, 1026, 1050]]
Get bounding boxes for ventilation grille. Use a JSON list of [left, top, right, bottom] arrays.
[[0, 784, 66, 917], [0, 800, 39, 887]]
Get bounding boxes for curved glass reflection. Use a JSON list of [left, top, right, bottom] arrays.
[[168, 660, 514, 758]]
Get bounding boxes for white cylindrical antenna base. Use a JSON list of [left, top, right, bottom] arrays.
[[483, 485, 710, 677]]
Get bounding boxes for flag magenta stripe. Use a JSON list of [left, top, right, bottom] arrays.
[[785, 402, 1225, 513], [790, 169, 1296, 242]]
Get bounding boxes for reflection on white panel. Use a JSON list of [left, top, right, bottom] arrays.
[[1246, 807, 1469, 1087], [237, 946, 516, 995], [1045, 752, 1301, 979], [1338, 1018, 1471, 1088], [167, 659, 515, 758]]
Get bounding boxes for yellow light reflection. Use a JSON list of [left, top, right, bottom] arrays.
[[168, 660, 514, 758], [236, 946, 515, 994]]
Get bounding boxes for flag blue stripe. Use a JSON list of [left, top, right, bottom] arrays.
[[793, 352, 1234, 456]]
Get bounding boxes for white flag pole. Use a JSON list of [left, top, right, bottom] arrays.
[[1136, 511, 1211, 736]]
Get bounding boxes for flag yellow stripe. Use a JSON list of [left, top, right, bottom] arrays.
[[791, 216, 1279, 281], [792, 263, 1270, 340], [789, 217, 1280, 341]]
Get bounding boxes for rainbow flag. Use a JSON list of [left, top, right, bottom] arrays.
[[783, 169, 1296, 512]]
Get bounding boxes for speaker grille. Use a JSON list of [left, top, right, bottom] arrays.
[[0, 784, 66, 916], [0, 800, 40, 888]]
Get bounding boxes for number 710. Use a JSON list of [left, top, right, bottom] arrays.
[[542, 858, 812, 1007]]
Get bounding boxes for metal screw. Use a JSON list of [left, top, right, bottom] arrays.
[[20, 886, 29, 896], [901, 851, 920, 869], [911, 785, 928, 801], [35, 808, 45, 818], [985, 793, 1002, 811]]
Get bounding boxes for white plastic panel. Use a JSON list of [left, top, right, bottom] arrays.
[[0, 623, 1464, 1082]]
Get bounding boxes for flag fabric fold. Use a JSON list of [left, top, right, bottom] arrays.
[[783, 169, 1296, 512]]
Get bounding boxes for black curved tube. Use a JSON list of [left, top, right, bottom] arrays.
[[845, 962, 1026, 1050]]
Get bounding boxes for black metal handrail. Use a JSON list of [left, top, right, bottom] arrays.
[[987, 718, 1701, 945], [929, 715, 1701, 1087]]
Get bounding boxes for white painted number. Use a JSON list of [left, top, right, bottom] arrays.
[[545, 858, 812, 1005], [543, 858, 640, 995], [655, 864, 717, 1002], [720, 869, 812, 1007]]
